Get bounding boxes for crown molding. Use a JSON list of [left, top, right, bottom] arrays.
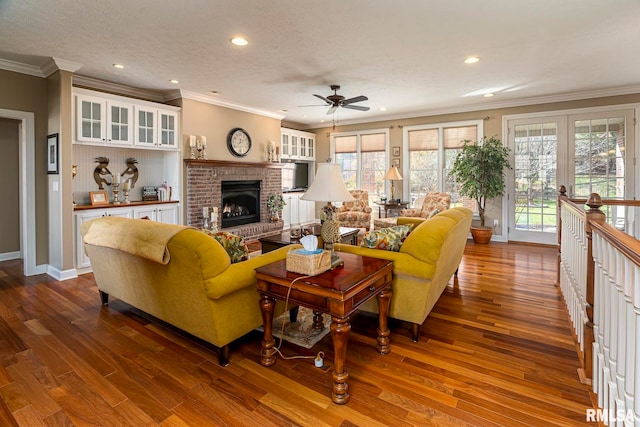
[[0, 58, 44, 77], [176, 89, 286, 120], [72, 75, 167, 103], [41, 57, 83, 77], [306, 84, 640, 129]]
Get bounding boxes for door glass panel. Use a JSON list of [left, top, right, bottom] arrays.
[[82, 101, 91, 119], [514, 122, 558, 233]]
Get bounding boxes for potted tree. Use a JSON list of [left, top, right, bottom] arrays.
[[449, 136, 511, 244]]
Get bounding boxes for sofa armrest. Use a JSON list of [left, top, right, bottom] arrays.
[[204, 244, 301, 299]]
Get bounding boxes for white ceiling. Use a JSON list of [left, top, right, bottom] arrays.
[[1, 0, 640, 127]]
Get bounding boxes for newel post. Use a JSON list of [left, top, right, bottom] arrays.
[[556, 185, 569, 287], [581, 192, 605, 384]]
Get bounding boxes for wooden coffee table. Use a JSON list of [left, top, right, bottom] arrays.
[[259, 225, 360, 253], [255, 252, 393, 404]]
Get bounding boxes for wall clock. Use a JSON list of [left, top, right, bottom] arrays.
[[226, 128, 252, 157]]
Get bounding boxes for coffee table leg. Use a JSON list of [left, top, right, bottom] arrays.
[[259, 294, 277, 366], [376, 285, 392, 355], [330, 316, 350, 404]]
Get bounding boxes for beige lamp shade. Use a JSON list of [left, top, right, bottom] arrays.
[[301, 163, 355, 203], [383, 166, 403, 181]]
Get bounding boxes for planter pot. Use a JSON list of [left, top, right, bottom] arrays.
[[470, 226, 493, 244]]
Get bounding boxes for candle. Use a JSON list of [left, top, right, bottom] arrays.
[[203, 207, 209, 217], [114, 174, 120, 184], [213, 207, 218, 216], [122, 180, 130, 190], [211, 212, 217, 222], [188, 135, 196, 148], [200, 136, 207, 148]]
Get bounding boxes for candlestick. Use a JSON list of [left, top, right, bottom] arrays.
[[112, 182, 121, 204]]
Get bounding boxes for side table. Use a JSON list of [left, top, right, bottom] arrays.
[[255, 252, 393, 404]]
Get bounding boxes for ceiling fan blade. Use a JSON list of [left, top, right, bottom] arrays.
[[313, 94, 332, 104], [341, 95, 368, 105], [298, 104, 327, 107], [342, 104, 370, 111], [326, 105, 338, 115]]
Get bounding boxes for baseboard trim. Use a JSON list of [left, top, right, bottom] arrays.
[[46, 265, 78, 281], [0, 251, 21, 261]]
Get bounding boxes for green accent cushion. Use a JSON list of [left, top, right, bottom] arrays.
[[202, 230, 249, 263], [360, 224, 413, 252]]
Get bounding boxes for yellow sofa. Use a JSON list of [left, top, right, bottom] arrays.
[[81, 216, 295, 366], [335, 207, 472, 341]]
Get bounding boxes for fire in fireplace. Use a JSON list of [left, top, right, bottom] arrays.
[[221, 180, 260, 228]]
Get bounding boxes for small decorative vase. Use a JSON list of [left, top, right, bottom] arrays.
[[270, 211, 280, 222]]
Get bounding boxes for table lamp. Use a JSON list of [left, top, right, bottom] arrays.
[[301, 163, 355, 268], [383, 166, 403, 202]]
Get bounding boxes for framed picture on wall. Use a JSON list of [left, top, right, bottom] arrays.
[[47, 133, 59, 174], [392, 146, 400, 157], [392, 158, 400, 168]]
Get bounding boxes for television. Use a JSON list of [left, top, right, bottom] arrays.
[[281, 162, 309, 192]]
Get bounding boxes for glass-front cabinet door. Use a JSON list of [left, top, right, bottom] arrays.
[[300, 137, 307, 158], [135, 107, 156, 147], [76, 94, 105, 143], [290, 135, 298, 158], [159, 110, 178, 149], [281, 133, 289, 158], [107, 101, 133, 146], [307, 136, 315, 160]]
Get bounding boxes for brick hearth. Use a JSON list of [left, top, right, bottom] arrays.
[[185, 159, 284, 240]]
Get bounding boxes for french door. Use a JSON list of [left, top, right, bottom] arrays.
[[507, 108, 634, 244]]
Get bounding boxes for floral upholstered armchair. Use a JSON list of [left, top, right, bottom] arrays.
[[373, 191, 451, 229], [335, 189, 372, 230]]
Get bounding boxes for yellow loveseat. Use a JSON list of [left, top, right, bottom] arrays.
[[81, 216, 295, 366], [335, 207, 472, 341]]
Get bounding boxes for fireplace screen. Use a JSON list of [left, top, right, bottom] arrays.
[[221, 180, 260, 228]]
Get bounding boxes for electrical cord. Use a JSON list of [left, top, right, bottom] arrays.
[[270, 274, 326, 366]]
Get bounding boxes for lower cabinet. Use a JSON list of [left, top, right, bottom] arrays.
[[282, 192, 316, 229], [74, 203, 179, 272]]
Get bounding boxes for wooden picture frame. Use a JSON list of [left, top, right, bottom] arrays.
[[392, 146, 400, 157], [47, 133, 59, 174], [391, 158, 400, 168], [89, 190, 109, 206]]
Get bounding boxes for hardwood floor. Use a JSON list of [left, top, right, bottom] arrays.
[[0, 242, 597, 426]]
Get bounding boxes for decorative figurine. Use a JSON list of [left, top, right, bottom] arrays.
[[121, 157, 139, 189], [93, 157, 112, 189]]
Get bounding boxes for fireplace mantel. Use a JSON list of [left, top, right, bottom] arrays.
[[184, 159, 283, 169]]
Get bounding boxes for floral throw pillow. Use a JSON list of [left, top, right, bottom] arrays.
[[202, 229, 249, 263], [360, 224, 413, 252]]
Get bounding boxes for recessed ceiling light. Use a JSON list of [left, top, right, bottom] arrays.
[[113, 63, 124, 69], [280, 109, 288, 113], [379, 107, 387, 111], [211, 90, 219, 95], [464, 57, 480, 64], [320, 120, 325, 123], [230, 36, 248, 46], [169, 79, 179, 84], [483, 93, 494, 97]]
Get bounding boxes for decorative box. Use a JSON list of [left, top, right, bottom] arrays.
[[286, 249, 331, 275]]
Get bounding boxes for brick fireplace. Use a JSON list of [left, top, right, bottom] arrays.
[[185, 159, 284, 240]]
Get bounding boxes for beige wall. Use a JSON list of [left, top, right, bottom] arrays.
[[0, 69, 49, 264], [0, 118, 20, 253], [180, 98, 282, 162], [311, 93, 640, 230]]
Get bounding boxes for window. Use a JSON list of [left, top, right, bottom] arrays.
[[332, 129, 389, 202], [404, 121, 482, 210]]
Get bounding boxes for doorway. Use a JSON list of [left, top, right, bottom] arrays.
[[0, 108, 38, 276]]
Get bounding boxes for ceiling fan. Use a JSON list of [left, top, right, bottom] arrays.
[[311, 85, 370, 115]]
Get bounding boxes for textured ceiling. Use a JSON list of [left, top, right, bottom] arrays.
[[1, 0, 640, 127]]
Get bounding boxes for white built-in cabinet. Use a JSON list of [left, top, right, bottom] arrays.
[[74, 88, 179, 150], [74, 203, 179, 272], [280, 128, 315, 161], [282, 192, 316, 228], [72, 87, 182, 274]]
